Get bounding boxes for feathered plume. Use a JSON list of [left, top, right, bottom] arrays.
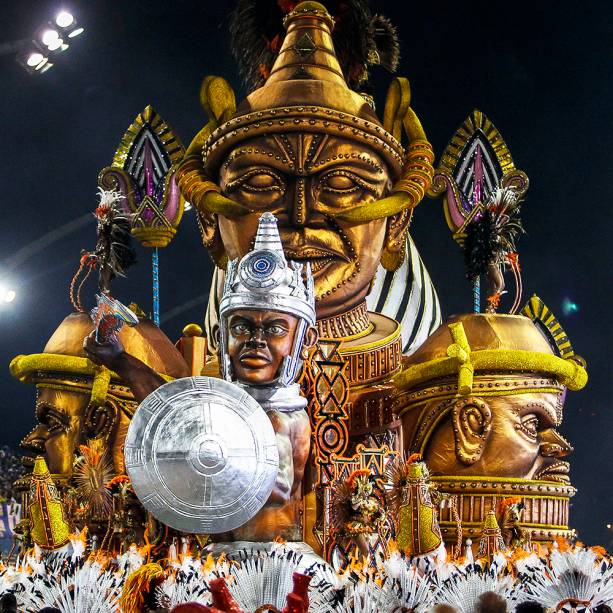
[[73, 443, 114, 519], [19, 558, 123, 613], [230, 0, 401, 91], [431, 560, 516, 613], [516, 546, 613, 610], [93, 187, 137, 293], [69, 188, 137, 311], [463, 186, 525, 313]]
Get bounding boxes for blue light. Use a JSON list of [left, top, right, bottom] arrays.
[[562, 298, 579, 316]]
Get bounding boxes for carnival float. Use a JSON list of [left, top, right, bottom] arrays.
[[1, 1, 610, 611]]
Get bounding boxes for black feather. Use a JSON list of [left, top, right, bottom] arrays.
[[463, 210, 498, 281], [95, 209, 137, 293], [230, 0, 286, 91], [230, 0, 400, 92], [368, 15, 400, 72]]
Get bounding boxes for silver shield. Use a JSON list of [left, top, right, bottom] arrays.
[[124, 376, 279, 534]]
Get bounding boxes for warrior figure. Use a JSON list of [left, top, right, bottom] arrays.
[[85, 212, 317, 543]]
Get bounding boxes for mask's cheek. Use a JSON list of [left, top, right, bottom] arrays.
[[487, 414, 540, 477], [219, 214, 261, 260]]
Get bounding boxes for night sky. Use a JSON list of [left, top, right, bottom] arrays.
[[0, 1, 611, 545]]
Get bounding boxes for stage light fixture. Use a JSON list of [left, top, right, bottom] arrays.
[[0, 284, 15, 303], [15, 9, 83, 75], [26, 52, 44, 67], [41, 29, 60, 47], [55, 11, 74, 28], [47, 37, 64, 52]]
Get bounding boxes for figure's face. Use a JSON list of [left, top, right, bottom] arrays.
[[423, 391, 571, 483], [218, 134, 391, 319], [227, 309, 300, 385], [22, 388, 89, 478]]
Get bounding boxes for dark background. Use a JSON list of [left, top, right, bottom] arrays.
[[0, 1, 611, 545]]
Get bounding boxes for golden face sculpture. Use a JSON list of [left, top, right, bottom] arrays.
[[420, 389, 572, 483], [22, 388, 89, 478], [217, 134, 392, 319], [21, 386, 132, 480]]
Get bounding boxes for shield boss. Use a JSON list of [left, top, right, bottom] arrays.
[[124, 376, 279, 534]]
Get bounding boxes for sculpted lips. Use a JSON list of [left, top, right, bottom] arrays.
[[239, 350, 272, 368], [283, 233, 351, 276], [535, 461, 570, 484], [284, 249, 336, 275]]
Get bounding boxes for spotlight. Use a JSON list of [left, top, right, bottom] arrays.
[[46, 37, 64, 52], [15, 10, 83, 75], [16, 43, 51, 75], [26, 52, 44, 67], [41, 29, 60, 47], [55, 11, 74, 28], [0, 284, 16, 304]]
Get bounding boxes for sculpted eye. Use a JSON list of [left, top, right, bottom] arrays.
[[231, 323, 250, 335], [227, 169, 284, 194], [320, 170, 371, 194], [519, 415, 539, 440], [39, 408, 66, 433], [266, 325, 287, 336], [326, 175, 356, 190], [245, 173, 277, 189]]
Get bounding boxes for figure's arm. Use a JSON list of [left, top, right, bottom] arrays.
[[83, 333, 165, 403], [266, 410, 294, 507], [289, 410, 311, 496]]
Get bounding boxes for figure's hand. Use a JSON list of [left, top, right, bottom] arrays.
[[83, 331, 125, 371]]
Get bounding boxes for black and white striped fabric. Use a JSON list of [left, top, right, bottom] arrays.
[[205, 235, 441, 355], [366, 235, 441, 355]]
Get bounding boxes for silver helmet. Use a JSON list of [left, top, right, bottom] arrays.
[[219, 212, 316, 386]]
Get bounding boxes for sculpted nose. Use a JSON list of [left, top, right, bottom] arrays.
[[246, 328, 266, 349], [21, 424, 48, 452], [288, 177, 326, 228], [539, 428, 573, 458], [290, 177, 308, 227]]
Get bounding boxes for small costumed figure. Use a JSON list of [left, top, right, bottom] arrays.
[[477, 509, 506, 561], [498, 496, 530, 549], [329, 469, 386, 564], [386, 454, 445, 559], [70, 187, 137, 311], [463, 186, 525, 313], [28, 456, 71, 550]]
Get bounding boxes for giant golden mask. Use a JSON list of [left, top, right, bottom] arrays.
[[178, 1, 434, 323], [413, 390, 571, 483], [393, 310, 587, 541], [218, 134, 391, 317]]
